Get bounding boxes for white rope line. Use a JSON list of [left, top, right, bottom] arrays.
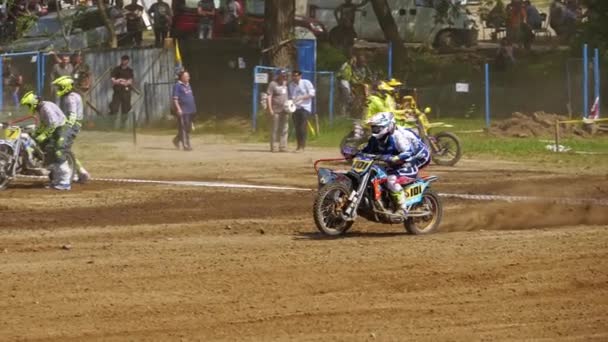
[[16, 175, 608, 206]]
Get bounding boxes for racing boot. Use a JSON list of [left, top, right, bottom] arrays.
[[390, 190, 408, 217], [75, 159, 90, 184], [44, 164, 58, 189], [51, 161, 71, 191]]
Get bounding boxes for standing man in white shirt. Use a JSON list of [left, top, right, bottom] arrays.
[[288, 70, 316, 152]]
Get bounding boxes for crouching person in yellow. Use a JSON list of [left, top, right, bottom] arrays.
[[20, 92, 72, 190]]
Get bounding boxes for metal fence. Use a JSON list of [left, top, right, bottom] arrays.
[[82, 47, 175, 125]]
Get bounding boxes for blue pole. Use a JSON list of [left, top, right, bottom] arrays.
[[485, 63, 490, 128], [329, 72, 335, 127], [41, 53, 47, 96], [388, 42, 393, 79], [252, 66, 259, 131], [0, 57, 3, 111], [583, 44, 589, 118], [36, 52, 42, 96], [594, 48, 601, 118]]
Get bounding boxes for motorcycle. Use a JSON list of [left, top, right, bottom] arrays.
[[340, 107, 462, 166], [0, 121, 75, 190], [313, 154, 443, 236]]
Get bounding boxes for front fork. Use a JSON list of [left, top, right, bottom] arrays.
[[343, 172, 372, 221]]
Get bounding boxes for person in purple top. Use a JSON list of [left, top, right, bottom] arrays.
[[172, 71, 197, 151]]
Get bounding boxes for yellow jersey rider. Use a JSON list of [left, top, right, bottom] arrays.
[[397, 95, 431, 130], [364, 81, 394, 120], [385, 78, 403, 112]]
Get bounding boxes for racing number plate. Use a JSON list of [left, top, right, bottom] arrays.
[[0, 128, 20, 142], [405, 184, 423, 198], [352, 158, 372, 173]]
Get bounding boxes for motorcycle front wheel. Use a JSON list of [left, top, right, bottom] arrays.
[[431, 132, 462, 166], [404, 190, 443, 235], [313, 182, 355, 236]]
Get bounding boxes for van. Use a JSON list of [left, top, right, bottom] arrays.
[[308, 0, 478, 48]]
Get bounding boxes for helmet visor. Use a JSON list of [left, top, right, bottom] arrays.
[[370, 125, 384, 134]]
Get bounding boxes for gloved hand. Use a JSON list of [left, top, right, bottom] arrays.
[[380, 154, 397, 164], [34, 132, 47, 144], [390, 155, 402, 164]]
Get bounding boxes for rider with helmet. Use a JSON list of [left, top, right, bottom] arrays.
[[364, 81, 393, 120], [20, 92, 72, 190], [397, 95, 430, 132], [384, 78, 403, 112], [53, 75, 90, 183], [359, 112, 430, 215]]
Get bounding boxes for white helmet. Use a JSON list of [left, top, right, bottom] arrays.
[[284, 100, 296, 114], [366, 112, 395, 139]]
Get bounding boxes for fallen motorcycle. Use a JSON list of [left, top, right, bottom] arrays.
[[0, 121, 75, 190], [340, 108, 462, 166], [313, 154, 443, 236]]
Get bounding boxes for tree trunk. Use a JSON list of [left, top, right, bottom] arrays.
[[98, 1, 118, 48], [369, 0, 408, 74], [264, 0, 296, 68]]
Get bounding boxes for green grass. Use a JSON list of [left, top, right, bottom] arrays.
[[301, 116, 608, 167]]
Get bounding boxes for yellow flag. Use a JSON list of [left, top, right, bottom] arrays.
[[175, 39, 182, 65]]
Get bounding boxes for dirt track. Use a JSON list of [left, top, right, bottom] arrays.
[[1, 133, 607, 341]]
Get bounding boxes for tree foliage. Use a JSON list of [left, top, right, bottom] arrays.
[[264, 0, 296, 68], [369, 0, 408, 74], [578, 0, 608, 52]]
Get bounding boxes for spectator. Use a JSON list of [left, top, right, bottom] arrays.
[[550, 0, 577, 41], [486, 0, 506, 30], [172, 71, 196, 151], [109, 55, 134, 127], [337, 55, 357, 116], [2, 58, 22, 108], [223, 0, 241, 36], [495, 38, 516, 71], [352, 54, 371, 82], [149, 0, 172, 48], [49, 52, 74, 103], [71, 51, 92, 94], [125, 0, 145, 47], [524, 0, 542, 30], [197, 0, 215, 40], [266, 70, 289, 153], [506, 0, 526, 45], [288, 70, 316, 153]]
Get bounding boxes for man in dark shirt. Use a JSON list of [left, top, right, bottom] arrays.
[[125, 0, 145, 47], [109, 55, 134, 127], [197, 0, 215, 40], [149, 0, 172, 48], [172, 71, 196, 151]]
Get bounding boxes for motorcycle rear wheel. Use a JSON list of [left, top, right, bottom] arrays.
[[431, 132, 462, 166], [404, 190, 442, 235], [313, 182, 354, 236], [0, 151, 13, 190]]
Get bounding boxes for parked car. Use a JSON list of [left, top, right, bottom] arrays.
[[0, 6, 127, 53], [171, 0, 326, 40], [308, 0, 478, 48]]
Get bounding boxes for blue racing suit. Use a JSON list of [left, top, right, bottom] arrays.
[[360, 127, 430, 211]]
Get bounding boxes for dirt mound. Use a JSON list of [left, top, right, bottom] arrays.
[[443, 201, 608, 232], [488, 112, 588, 138]]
